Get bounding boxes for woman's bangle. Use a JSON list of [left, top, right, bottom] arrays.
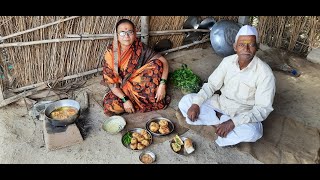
[[121, 96, 129, 103], [160, 78, 167, 84]]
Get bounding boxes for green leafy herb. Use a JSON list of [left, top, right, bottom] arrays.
[[122, 132, 132, 146], [169, 64, 202, 93]]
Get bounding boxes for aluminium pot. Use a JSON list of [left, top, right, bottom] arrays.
[[44, 99, 80, 127]]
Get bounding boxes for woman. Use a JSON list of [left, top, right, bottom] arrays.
[[102, 18, 170, 116]]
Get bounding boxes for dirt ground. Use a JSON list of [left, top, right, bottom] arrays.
[[0, 46, 319, 164]]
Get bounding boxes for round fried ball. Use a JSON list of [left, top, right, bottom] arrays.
[[132, 132, 139, 138], [141, 139, 150, 147], [149, 122, 160, 132], [159, 119, 168, 127], [131, 137, 137, 144], [136, 134, 145, 142], [137, 143, 145, 150], [159, 125, 170, 134], [130, 143, 137, 150], [142, 133, 151, 140]]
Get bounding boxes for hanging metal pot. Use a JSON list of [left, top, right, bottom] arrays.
[[198, 17, 216, 30], [183, 16, 201, 29], [210, 20, 241, 57], [153, 39, 173, 52]]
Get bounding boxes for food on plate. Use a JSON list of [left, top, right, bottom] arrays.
[[132, 132, 139, 138], [149, 122, 160, 132], [184, 138, 195, 154], [131, 137, 138, 144], [141, 139, 150, 147], [158, 119, 168, 127], [130, 143, 137, 150], [159, 125, 170, 134], [122, 132, 132, 146], [174, 135, 184, 146], [125, 129, 152, 150], [171, 142, 181, 152], [141, 154, 153, 164], [142, 133, 151, 140], [137, 143, 146, 150]]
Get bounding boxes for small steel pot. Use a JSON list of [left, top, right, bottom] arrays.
[[44, 99, 80, 127]]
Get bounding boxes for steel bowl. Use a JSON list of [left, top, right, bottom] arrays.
[[139, 151, 156, 164], [44, 99, 80, 127], [146, 117, 174, 136]]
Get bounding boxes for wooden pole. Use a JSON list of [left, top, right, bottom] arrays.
[[65, 29, 209, 38], [0, 85, 4, 102], [0, 16, 80, 41], [12, 67, 103, 93], [160, 38, 210, 55], [0, 84, 47, 107], [0, 29, 210, 48], [141, 16, 150, 45], [11, 38, 210, 93]]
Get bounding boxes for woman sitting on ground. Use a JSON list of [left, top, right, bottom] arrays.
[[102, 18, 170, 116]]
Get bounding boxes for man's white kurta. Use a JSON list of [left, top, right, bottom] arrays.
[[191, 54, 276, 127]]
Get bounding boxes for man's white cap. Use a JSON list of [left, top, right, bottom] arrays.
[[235, 25, 259, 43]]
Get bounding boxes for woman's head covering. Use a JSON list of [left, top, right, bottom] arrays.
[[235, 25, 259, 43]]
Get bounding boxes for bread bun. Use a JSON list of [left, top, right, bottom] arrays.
[[184, 138, 195, 154]]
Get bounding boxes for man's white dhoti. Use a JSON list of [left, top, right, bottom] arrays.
[[178, 94, 263, 147]]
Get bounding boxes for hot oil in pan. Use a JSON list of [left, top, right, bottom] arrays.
[[50, 106, 78, 120]]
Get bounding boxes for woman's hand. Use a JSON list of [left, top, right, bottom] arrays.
[[123, 100, 135, 113], [155, 84, 166, 102]]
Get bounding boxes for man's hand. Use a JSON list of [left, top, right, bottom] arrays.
[[187, 104, 200, 122], [123, 100, 135, 113], [216, 120, 235, 138]]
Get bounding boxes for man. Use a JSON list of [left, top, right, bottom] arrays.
[[178, 25, 276, 147]]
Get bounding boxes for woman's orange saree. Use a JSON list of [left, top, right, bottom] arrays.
[[102, 39, 170, 115]]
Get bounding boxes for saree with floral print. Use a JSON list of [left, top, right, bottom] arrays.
[[102, 39, 170, 115]]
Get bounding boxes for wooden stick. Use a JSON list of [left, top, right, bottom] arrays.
[[0, 84, 47, 107], [0, 85, 4, 102], [12, 67, 103, 93], [11, 37, 210, 93], [65, 29, 210, 38], [160, 38, 210, 55], [0, 29, 211, 48], [0, 37, 108, 48], [0, 16, 80, 41]]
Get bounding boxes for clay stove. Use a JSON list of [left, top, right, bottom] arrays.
[[40, 112, 83, 151]]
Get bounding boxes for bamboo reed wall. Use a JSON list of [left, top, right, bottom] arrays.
[[0, 16, 319, 92]]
